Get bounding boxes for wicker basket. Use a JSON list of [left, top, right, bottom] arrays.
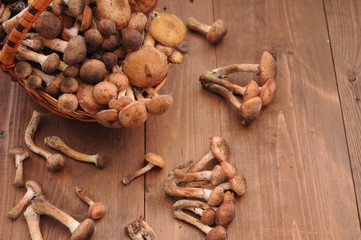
[[0, 0, 167, 122]]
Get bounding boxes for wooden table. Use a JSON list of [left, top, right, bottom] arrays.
[[1, 0, 361, 239]]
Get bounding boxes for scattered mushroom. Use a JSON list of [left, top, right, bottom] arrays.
[[75, 186, 105, 220], [24, 205, 44, 240], [8, 146, 29, 188], [214, 191, 235, 227], [31, 195, 95, 240], [186, 18, 227, 44], [16, 47, 60, 74], [125, 217, 159, 240], [7, 180, 43, 219], [44, 135, 107, 168], [24, 111, 65, 172], [122, 152, 165, 185]]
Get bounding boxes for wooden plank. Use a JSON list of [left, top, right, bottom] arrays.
[[144, 1, 221, 239], [0, 74, 145, 239], [213, 0, 361, 240], [323, 0, 361, 219]]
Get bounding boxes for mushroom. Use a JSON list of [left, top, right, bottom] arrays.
[[135, 86, 173, 115], [21, 37, 44, 52], [172, 165, 227, 186], [121, 27, 143, 51], [149, 12, 186, 47], [79, 59, 107, 84], [75, 186, 105, 220], [24, 205, 44, 240], [16, 47, 60, 74], [118, 86, 148, 128], [218, 174, 247, 197], [188, 136, 230, 173], [52, 0, 85, 17], [173, 210, 227, 240], [260, 78, 276, 107], [163, 180, 224, 207], [174, 39, 190, 55], [101, 33, 121, 51], [155, 44, 173, 57], [24, 111, 65, 172], [7, 180, 43, 219], [186, 18, 227, 44], [129, 0, 158, 15], [2, 7, 27, 33], [58, 93, 79, 113], [201, 208, 216, 226], [97, 19, 116, 38], [96, 109, 122, 128], [122, 152, 165, 185], [215, 191, 235, 227], [62, 20, 81, 41], [79, 5, 92, 32], [127, 12, 147, 33], [14, 61, 32, 79], [44, 136, 107, 168], [60, 77, 79, 93], [206, 51, 277, 85], [219, 161, 237, 180], [200, 81, 262, 126], [63, 65, 79, 78], [96, 0, 131, 29], [173, 199, 215, 225], [168, 51, 184, 64], [84, 28, 103, 52], [108, 90, 133, 111], [77, 83, 106, 114], [31, 195, 95, 240], [122, 45, 169, 87], [100, 52, 118, 70], [125, 218, 158, 240], [26, 75, 43, 89], [92, 81, 118, 105], [106, 68, 129, 91], [9, 146, 29, 188], [33, 70, 65, 97], [33, 11, 63, 39]]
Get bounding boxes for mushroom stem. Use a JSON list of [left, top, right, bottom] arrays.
[[172, 165, 227, 186], [9, 146, 29, 188], [25, 111, 65, 172], [125, 218, 159, 240], [210, 64, 259, 78], [186, 17, 227, 44], [186, 17, 211, 36], [24, 205, 44, 240], [173, 209, 212, 234], [122, 162, 154, 184], [75, 186, 94, 205], [31, 68, 55, 87], [44, 136, 107, 169], [2, 7, 28, 33], [188, 151, 214, 173], [200, 73, 247, 95], [200, 81, 241, 109]]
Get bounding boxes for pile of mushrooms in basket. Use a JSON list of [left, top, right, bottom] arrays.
[[0, 0, 187, 128]]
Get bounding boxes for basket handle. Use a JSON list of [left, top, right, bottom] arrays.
[[0, 0, 53, 69]]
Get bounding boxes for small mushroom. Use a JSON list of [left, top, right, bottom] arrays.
[[14, 61, 32, 79], [201, 208, 216, 226], [173, 210, 227, 240], [79, 5, 92, 32], [101, 33, 121, 51], [122, 152, 165, 185], [63, 65, 79, 78], [24, 205, 44, 240], [16, 47, 60, 74], [77, 83, 106, 114], [188, 136, 230, 173], [84, 28, 103, 52], [2, 7, 27, 33], [155, 44, 173, 57], [58, 93, 79, 113], [75, 186, 105, 220], [172, 165, 227, 186], [218, 174, 247, 197], [96, 0, 131, 29], [173, 199, 215, 225], [21, 37, 44, 52], [33, 11, 63, 39], [44, 136, 107, 168], [7, 180, 43, 219], [129, 0, 158, 15], [186, 18, 227, 44], [31, 195, 95, 240], [127, 12, 147, 33], [122, 45, 169, 87], [200, 81, 262, 126], [149, 12, 186, 47], [106, 68, 129, 91], [108, 90, 133, 111], [260, 78, 276, 107], [215, 191, 235, 227], [97, 19, 116, 38], [125, 217, 158, 240], [24, 111, 65, 172], [100, 52, 118, 70], [92, 81, 118, 105], [9, 146, 29, 188], [26, 75, 43, 89], [139, 86, 173, 115], [121, 27, 143, 51], [60, 77, 79, 93], [79, 59, 107, 84], [96, 109, 122, 128], [168, 51, 184, 64], [219, 161, 237, 180]]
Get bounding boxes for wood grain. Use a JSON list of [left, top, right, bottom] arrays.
[[323, 0, 361, 218]]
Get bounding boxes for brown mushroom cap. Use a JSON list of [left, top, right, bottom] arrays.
[[149, 13, 186, 47], [14, 61, 32, 79], [96, 109, 122, 128], [52, 0, 64, 15], [100, 52, 118, 70], [70, 218, 95, 240], [121, 27, 143, 51], [207, 186, 224, 207], [25, 180, 43, 196], [33, 11, 63, 39], [46, 153, 65, 172], [58, 93, 79, 113], [210, 165, 227, 186], [200, 208, 215, 226], [243, 80, 260, 102], [230, 174, 247, 196], [77, 83, 106, 114], [260, 78, 276, 107], [92, 81, 118, 105], [207, 19, 227, 44], [80, 5, 92, 32], [259, 51, 277, 85], [215, 191, 235, 227], [101, 34, 120, 51], [168, 51, 184, 64], [67, 0, 86, 17], [88, 202, 106, 220], [144, 152, 165, 168], [108, 96, 133, 111], [107, 72, 129, 91], [84, 28, 103, 51], [210, 136, 230, 163], [60, 77, 79, 93], [42, 53, 60, 74], [129, 0, 159, 14], [118, 101, 148, 127], [127, 12, 147, 32], [64, 35, 87, 65], [9, 146, 29, 158], [220, 161, 237, 179], [98, 19, 116, 38], [79, 59, 107, 84], [145, 94, 173, 115], [63, 65, 79, 78], [240, 96, 262, 126], [122, 46, 169, 87], [205, 225, 227, 240], [26, 75, 43, 89], [96, 0, 131, 29]]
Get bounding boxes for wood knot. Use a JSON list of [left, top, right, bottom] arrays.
[[346, 69, 357, 82]]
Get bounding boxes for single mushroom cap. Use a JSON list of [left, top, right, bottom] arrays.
[[129, 0, 159, 14], [144, 152, 165, 168], [206, 225, 227, 240], [14, 61, 32, 79], [33, 11, 63, 39], [259, 51, 277, 85], [42, 53, 60, 74], [70, 218, 95, 240], [98, 19, 116, 38], [229, 174, 247, 196], [220, 161, 237, 179], [96, 109, 122, 128], [77, 83, 107, 114], [66, 0, 86, 17], [145, 94, 173, 115], [79, 59, 107, 84], [60, 77, 79, 93], [64, 35, 87, 65], [107, 72, 129, 91], [84, 28, 103, 51], [121, 27, 143, 51], [58, 93, 79, 113], [260, 77, 276, 107], [100, 52, 118, 70], [149, 12, 186, 47], [101, 34, 121, 51], [207, 185, 224, 207], [215, 191, 235, 227], [108, 96, 133, 111], [201, 208, 216, 226], [207, 19, 227, 44], [240, 96, 262, 126], [127, 12, 147, 32], [122, 46, 169, 87], [96, 0, 131, 29], [210, 136, 230, 163], [118, 101, 148, 128], [243, 80, 260, 102], [93, 81, 118, 105], [63, 65, 79, 78]]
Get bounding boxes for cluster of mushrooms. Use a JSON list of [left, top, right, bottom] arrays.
[[2, 0, 188, 128], [163, 136, 247, 240], [7, 179, 105, 239], [200, 51, 278, 126]]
